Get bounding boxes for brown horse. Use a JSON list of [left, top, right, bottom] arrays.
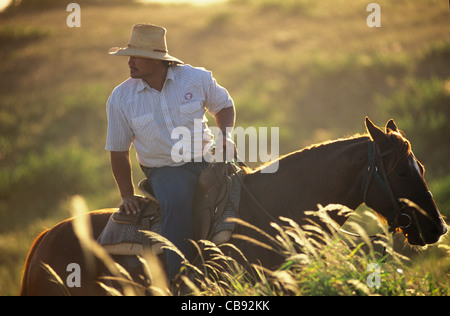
[[20, 118, 447, 295]]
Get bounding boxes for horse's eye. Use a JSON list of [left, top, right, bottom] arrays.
[[397, 170, 407, 178], [396, 165, 408, 178]]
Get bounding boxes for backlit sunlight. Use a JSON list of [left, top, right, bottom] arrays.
[[0, 0, 12, 12], [138, 0, 227, 5]]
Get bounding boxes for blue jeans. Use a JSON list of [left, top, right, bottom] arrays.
[[141, 162, 208, 280]]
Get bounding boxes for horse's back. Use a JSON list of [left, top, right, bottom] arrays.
[[20, 209, 114, 296]]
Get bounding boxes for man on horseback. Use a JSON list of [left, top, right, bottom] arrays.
[[106, 24, 236, 281]]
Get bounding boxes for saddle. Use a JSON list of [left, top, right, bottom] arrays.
[[97, 162, 245, 256]]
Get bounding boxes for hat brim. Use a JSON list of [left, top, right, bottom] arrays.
[[108, 46, 183, 64]]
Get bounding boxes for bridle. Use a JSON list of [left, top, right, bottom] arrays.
[[361, 141, 432, 233], [230, 139, 434, 245]]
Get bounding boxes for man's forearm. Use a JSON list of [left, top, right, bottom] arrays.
[[110, 151, 135, 198], [214, 106, 237, 161], [215, 105, 236, 134]]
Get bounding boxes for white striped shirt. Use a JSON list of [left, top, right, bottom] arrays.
[[105, 64, 234, 168]]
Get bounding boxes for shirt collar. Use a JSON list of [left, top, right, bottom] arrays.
[[137, 66, 176, 93], [166, 66, 175, 82]]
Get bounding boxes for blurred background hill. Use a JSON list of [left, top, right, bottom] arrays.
[[0, 0, 449, 295]]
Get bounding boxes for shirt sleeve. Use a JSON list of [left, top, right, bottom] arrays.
[[105, 90, 133, 152], [203, 71, 234, 116]]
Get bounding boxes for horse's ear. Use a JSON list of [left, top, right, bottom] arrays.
[[365, 117, 386, 144], [385, 119, 399, 133]]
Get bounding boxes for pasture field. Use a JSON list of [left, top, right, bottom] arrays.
[[0, 0, 449, 295]]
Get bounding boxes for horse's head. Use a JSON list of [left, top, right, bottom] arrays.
[[363, 117, 447, 246]]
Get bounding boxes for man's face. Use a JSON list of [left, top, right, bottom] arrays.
[[128, 56, 162, 79]]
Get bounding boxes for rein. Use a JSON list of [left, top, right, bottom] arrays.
[[229, 161, 282, 226]]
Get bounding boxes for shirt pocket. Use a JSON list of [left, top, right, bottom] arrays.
[[131, 112, 160, 140]]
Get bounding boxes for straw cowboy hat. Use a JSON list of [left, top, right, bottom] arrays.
[[108, 24, 183, 64]]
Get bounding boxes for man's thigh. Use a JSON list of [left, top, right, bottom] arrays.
[[146, 162, 207, 209]]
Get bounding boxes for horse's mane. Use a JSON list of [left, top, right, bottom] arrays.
[[247, 134, 367, 174], [248, 130, 411, 174]]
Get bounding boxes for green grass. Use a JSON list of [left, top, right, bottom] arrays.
[[0, 0, 448, 295]]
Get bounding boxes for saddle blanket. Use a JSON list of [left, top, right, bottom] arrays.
[[97, 172, 241, 256]]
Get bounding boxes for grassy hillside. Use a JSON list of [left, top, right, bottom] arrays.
[[0, 0, 449, 295]]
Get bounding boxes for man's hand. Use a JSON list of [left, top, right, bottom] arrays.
[[119, 195, 146, 215], [219, 132, 237, 162]]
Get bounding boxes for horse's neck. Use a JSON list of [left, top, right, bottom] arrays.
[[243, 137, 369, 222]]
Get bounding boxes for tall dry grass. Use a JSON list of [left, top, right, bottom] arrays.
[[51, 198, 448, 296]]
